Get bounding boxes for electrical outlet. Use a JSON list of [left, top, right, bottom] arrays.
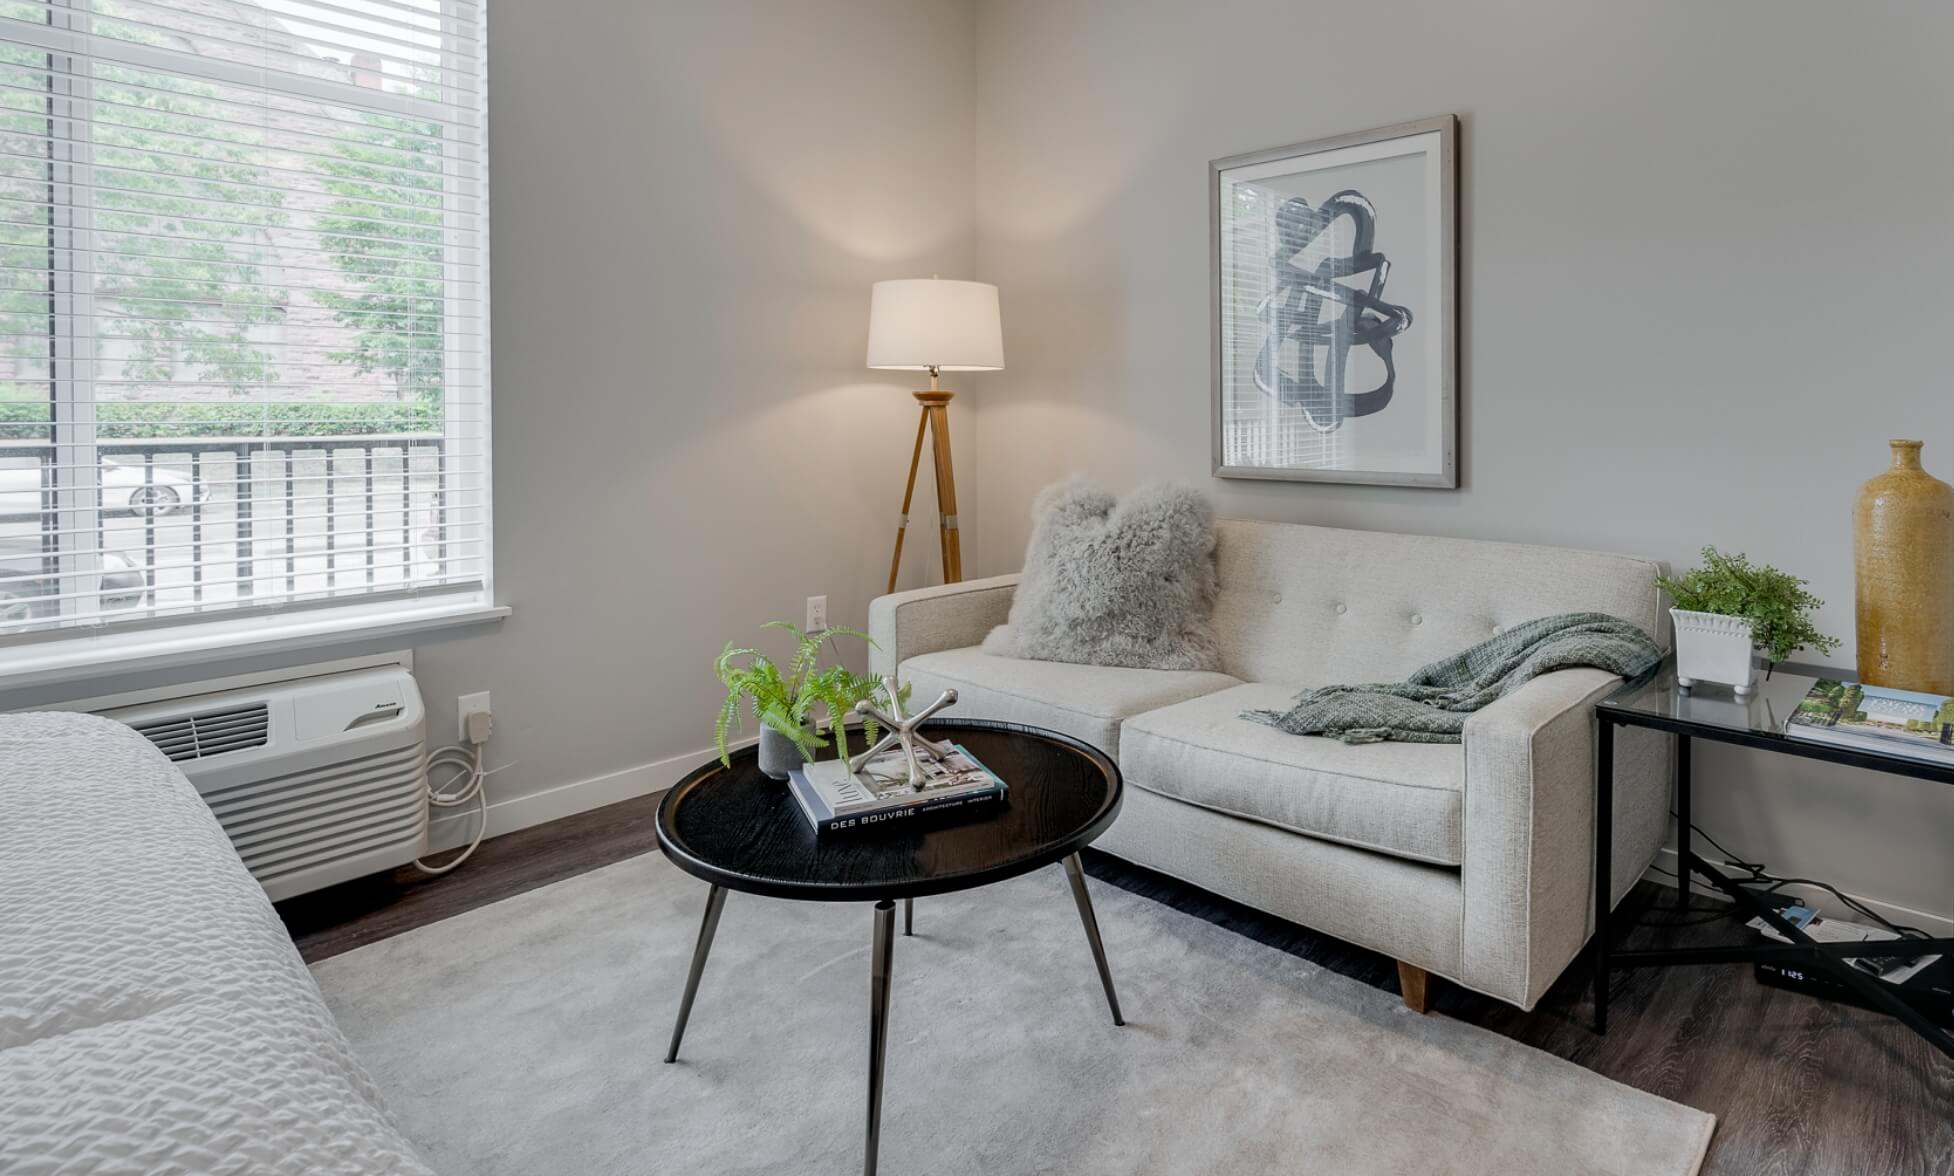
[[457, 691, 492, 744], [806, 594, 828, 631]]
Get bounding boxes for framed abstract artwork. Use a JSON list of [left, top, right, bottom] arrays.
[[1211, 114, 1457, 487]]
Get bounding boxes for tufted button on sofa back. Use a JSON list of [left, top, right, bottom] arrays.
[[1209, 520, 1668, 688]]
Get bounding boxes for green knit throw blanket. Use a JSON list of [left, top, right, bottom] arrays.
[[1244, 612, 1663, 745]]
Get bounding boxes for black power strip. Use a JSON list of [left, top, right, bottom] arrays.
[[1753, 956, 1954, 1031], [1676, 821, 1953, 1029]]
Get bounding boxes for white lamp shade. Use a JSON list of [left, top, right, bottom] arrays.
[[865, 278, 1004, 372]]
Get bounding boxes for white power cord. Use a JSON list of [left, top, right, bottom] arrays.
[[414, 710, 495, 876]]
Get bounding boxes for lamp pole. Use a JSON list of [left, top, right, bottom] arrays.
[[886, 365, 961, 593]]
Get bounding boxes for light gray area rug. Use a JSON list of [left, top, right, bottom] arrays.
[[312, 852, 1714, 1176]]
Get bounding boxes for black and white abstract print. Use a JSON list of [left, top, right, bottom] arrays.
[[1212, 116, 1455, 487], [1252, 189, 1413, 433]]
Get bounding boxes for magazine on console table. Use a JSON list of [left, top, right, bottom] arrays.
[[788, 742, 1007, 834], [1783, 678, 1954, 767]]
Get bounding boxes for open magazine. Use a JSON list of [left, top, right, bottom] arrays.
[[1783, 679, 1954, 767]]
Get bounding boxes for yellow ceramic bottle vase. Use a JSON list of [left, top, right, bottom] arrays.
[[1854, 439, 1954, 694]]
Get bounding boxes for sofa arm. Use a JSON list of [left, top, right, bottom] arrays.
[[867, 574, 1021, 679], [1458, 668, 1670, 1009]]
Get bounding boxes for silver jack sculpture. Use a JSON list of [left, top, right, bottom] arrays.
[[850, 677, 958, 791]]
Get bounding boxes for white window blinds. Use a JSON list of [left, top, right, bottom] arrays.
[[0, 0, 487, 641]]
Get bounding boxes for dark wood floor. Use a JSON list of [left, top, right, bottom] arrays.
[[280, 794, 1954, 1176]]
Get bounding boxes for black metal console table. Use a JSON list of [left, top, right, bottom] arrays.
[[1591, 665, 1954, 1060]]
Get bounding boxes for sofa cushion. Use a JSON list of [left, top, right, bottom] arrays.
[[897, 647, 1239, 759], [1210, 519, 1667, 687], [1120, 683, 1466, 867]]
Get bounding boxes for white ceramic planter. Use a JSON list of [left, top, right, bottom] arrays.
[[1671, 608, 1757, 696]]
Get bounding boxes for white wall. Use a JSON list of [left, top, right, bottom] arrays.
[[970, 0, 1954, 926]]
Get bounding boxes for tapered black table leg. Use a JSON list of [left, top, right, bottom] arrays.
[[665, 884, 726, 1063], [1593, 719, 1614, 1035], [1676, 734, 1692, 910], [865, 899, 896, 1176], [1062, 854, 1124, 1025], [903, 897, 913, 936]]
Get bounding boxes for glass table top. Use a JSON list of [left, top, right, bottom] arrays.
[[1599, 661, 1831, 740], [1601, 659, 1954, 784]]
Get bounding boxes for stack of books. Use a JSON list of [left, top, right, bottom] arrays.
[[788, 742, 1007, 835], [1782, 678, 1954, 766]]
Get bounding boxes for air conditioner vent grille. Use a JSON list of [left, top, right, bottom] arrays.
[[133, 703, 271, 762]]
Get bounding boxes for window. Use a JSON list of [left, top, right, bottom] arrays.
[[0, 0, 487, 647]]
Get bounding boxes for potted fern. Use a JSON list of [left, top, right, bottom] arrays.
[[715, 622, 896, 779], [1656, 547, 1839, 696]]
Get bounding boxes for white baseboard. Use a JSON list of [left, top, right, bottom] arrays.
[[425, 736, 755, 854], [1643, 846, 1953, 937]]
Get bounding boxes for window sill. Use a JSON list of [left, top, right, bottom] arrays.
[[0, 599, 510, 693]]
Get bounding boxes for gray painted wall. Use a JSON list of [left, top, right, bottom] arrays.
[[411, 0, 979, 798], [969, 0, 1954, 926], [3, 1, 981, 819]]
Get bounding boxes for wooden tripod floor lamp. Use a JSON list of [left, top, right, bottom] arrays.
[[867, 278, 1004, 594]]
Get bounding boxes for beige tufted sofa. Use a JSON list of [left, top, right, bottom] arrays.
[[870, 519, 1672, 1012]]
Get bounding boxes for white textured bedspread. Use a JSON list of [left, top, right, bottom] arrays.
[[1, 711, 433, 1176]]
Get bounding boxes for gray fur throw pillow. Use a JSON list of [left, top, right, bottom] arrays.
[[982, 477, 1221, 671]]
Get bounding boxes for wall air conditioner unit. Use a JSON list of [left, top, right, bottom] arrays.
[[91, 662, 429, 901]]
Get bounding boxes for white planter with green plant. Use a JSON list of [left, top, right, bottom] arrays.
[[715, 622, 900, 779], [1656, 547, 1839, 696]]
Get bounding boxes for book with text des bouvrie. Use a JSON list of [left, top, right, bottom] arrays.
[[787, 742, 1006, 835], [1782, 679, 1954, 767]]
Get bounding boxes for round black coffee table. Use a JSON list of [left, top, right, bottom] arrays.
[[655, 719, 1125, 1176]]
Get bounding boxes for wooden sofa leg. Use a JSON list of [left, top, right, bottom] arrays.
[[1396, 961, 1430, 1014]]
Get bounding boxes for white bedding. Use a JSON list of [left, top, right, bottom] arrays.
[[1, 711, 433, 1176]]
